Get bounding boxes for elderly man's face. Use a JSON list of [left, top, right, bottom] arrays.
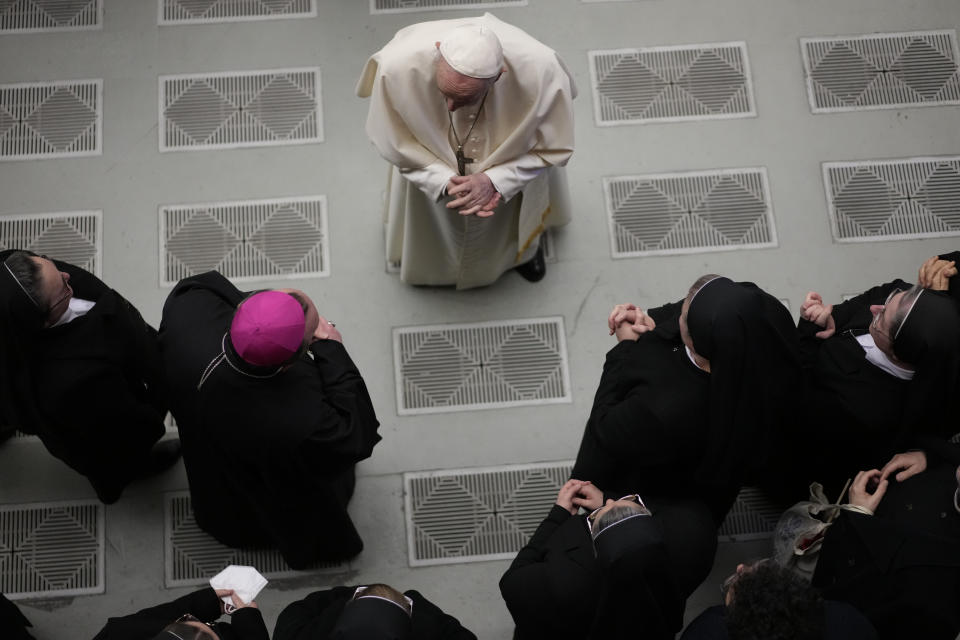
[[435, 57, 490, 112], [30, 256, 72, 325], [868, 288, 907, 358]]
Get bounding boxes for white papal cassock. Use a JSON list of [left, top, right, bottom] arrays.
[[356, 13, 576, 290]]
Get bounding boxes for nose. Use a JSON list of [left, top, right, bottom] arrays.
[[446, 97, 457, 111], [736, 563, 745, 574], [869, 304, 882, 315], [61, 271, 70, 283]]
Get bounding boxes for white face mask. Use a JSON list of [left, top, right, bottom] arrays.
[[856, 334, 914, 380]]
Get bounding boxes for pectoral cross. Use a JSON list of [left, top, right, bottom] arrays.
[[456, 145, 474, 176]]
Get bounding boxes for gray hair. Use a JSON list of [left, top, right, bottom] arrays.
[[590, 504, 646, 541], [3, 251, 44, 308]]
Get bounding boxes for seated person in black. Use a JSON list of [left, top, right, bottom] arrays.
[[681, 561, 876, 640], [0, 250, 177, 503], [92, 587, 267, 640], [790, 260, 960, 498], [273, 583, 477, 640], [499, 478, 716, 639], [0, 594, 35, 640], [573, 274, 801, 522], [811, 444, 960, 640]]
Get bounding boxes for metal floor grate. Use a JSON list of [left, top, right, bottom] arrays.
[[159, 196, 328, 285], [605, 168, 776, 257], [164, 492, 345, 587], [0, 211, 102, 276], [0, 79, 102, 161], [589, 42, 755, 125], [823, 156, 960, 242], [404, 461, 573, 566], [717, 487, 781, 542], [802, 30, 960, 113], [0, 0, 101, 33], [160, 0, 316, 25], [0, 500, 104, 600], [159, 68, 322, 151], [393, 316, 572, 415], [370, 0, 526, 14]]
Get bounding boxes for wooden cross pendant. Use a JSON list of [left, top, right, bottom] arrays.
[[456, 146, 474, 176]]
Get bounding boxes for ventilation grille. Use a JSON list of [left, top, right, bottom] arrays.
[[160, 0, 316, 25], [160, 196, 328, 285], [370, 0, 526, 14], [824, 156, 960, 242], [802, 30, 960, 113], [165, 492, 345, 587], [0, 500, 104, 600], [0, 0, 101, 33], [0, 80, 101, 160], [159, 68, 322, 151], [0, 211, 101, 275], [394, 316, 571, 415], [717, 487, 781, 542], [405, 461, 572, 566], [590, 42, 755, 125], [605, 168, 776, 257]]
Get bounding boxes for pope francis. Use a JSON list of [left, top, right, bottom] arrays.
[[357, 13, 576, 290]]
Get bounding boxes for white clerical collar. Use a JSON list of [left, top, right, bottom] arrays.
[[49, 296, 95, 327], [684, 345, 708, 372], [855, 333, 914, 380]]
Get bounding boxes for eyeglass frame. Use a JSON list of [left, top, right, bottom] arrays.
[[586, 494, 650, 535], [870, 287, 903, 339], [168, 614, 221, 640], [37, 254, 72, 318]]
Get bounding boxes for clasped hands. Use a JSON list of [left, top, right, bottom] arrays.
[[847, 450, 927, 514], [555, 479, 604, 515], [446, 173, 501, 216], [607, 303, 656, 342]]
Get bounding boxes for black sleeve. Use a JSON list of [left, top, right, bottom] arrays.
[[407, 591, 477, 640], [273, 587, 354, 640], [227, 607, 270, 640], [92, 588, 222, 640], [503, 505, 571, 573], [678, 605, 729, 639], [298, 340, 381, 470]]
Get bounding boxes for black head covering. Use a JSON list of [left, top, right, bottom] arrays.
[[686, 277, 802, 518], [0, 250, 46, 431], [331, 596, 412, 640], [892, 289, 960, 436], [589, 514, 678, 639]]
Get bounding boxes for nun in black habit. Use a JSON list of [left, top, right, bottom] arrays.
[[158, 271, 381, 569], [790, 272, 960, 498], [572, 275, 802, 522], [0, 249, 170, 503]]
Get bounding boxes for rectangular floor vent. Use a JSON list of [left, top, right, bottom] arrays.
[[717, 487, 781, 542], [1, 500, 104, 600], [159, 68, 322, 152], [405, 461, 573, 567], [589, 42, 755, 125], [605, 168, 776, 257], [823, 156, 960, 242], [802, 30, 960, 113], [0, 0, 102, 33], [394, 316, 572, 415], [164, 491, 345, 587], [160, 196, 328, 285], [0, 79, 102, 161], [160, 0, 316, 24], [370, 0, 526, 14], [0, 211, 102, 276]]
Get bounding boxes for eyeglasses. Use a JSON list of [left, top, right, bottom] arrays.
[[870, 287, 903, 337], [586, 494, 649, 535], [170, 614, 221, 640]]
